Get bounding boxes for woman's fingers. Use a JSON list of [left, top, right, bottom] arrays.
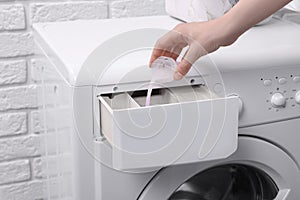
[[161, 50, 174, 58], [149, 35, 173, 65], [149, 28, 186, 66], [149, 48, 164, 65], [150, 45, 184, 68], [174, 43, 207, 80], [150, 26, 209, 80], [169, 44, 186, 61]]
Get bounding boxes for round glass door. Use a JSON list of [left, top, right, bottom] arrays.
[[168, 164, 278, 200]]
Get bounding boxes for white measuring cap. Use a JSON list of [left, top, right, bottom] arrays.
[[150, 56, 177, 83]]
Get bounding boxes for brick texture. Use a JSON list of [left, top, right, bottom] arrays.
[[0, 85, 38, 111], [110, 0, 166, 18], [0, 32, 34, 58], [0, 181, 44, 200], [0, 160, 30, 185], [0, 135, 41, 161], [30, 1, 108, 23], [0, 60, 27, 85], [32, 157, 43, 179], [0, 112, 27, 137], [0, 4, 26, 30]]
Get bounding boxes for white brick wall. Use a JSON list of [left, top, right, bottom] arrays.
[[0, 112, 27, 137], [0, 85, 38, 111], [0, 32, 34, 58], [30, 1, 108, 23], [0, 60, 27, 85], [110, 0, 165, 18], [0, 160, 30, 185], [0, 135, 41, 161], [0, 4, 25, 30], [0, 181, 44, 200], [0, 0, 165, 199]]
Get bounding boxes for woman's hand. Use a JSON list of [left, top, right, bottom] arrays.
[[149, 18, 238, 80], [150, 0, 292, 80]]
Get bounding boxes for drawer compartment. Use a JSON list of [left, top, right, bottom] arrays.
[[98, 86, 239, 171]]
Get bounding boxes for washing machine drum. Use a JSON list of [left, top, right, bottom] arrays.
[[139, 137, 299, 200], [168, 164, 278, 200]]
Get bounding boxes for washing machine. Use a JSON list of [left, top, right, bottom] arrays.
[[33, 10, 300, 200]]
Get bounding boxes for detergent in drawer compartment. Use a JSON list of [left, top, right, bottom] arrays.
[[98, 85, 239, 170]]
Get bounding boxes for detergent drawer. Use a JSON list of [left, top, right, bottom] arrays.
[[98, 85, 239, 171]]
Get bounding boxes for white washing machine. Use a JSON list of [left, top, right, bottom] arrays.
[[33, 10, 300, 200]]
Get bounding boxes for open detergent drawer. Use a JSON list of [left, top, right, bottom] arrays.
[[98, 85, 239, 170]]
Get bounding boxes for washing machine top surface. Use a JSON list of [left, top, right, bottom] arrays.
[[33, 16, 178, 86], [33, 15, 300, 87]]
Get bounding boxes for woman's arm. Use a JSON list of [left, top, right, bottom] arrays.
[[150, 0, 292, 80]]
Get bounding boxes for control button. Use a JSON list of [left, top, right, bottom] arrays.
[[278, 77, 287, 85], [263, 79, 272, 86], [295, 91, 300, 104], [271, 93, 286, 108], [293, 76, 300, 83]]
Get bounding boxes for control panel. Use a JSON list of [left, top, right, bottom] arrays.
[[263, 75, 300, 111], [217, 65, 300, 127]]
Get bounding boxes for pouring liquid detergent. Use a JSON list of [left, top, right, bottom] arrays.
[[145, 56, 177, 106]]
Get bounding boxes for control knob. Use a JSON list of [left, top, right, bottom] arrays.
[[271, 93, 286, 108], [295, 91, 300, 104]]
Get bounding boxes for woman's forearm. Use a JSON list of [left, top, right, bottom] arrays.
[[221, 0, 292, 41]]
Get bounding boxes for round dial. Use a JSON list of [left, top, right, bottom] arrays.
[[271, 93, 286, 108], [295, 91, 300, 104]]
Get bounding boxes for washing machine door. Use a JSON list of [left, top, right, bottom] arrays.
[[138, 137, 299, 200]]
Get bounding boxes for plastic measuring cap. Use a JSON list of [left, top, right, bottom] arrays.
[[150, 56, 177, 83]]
